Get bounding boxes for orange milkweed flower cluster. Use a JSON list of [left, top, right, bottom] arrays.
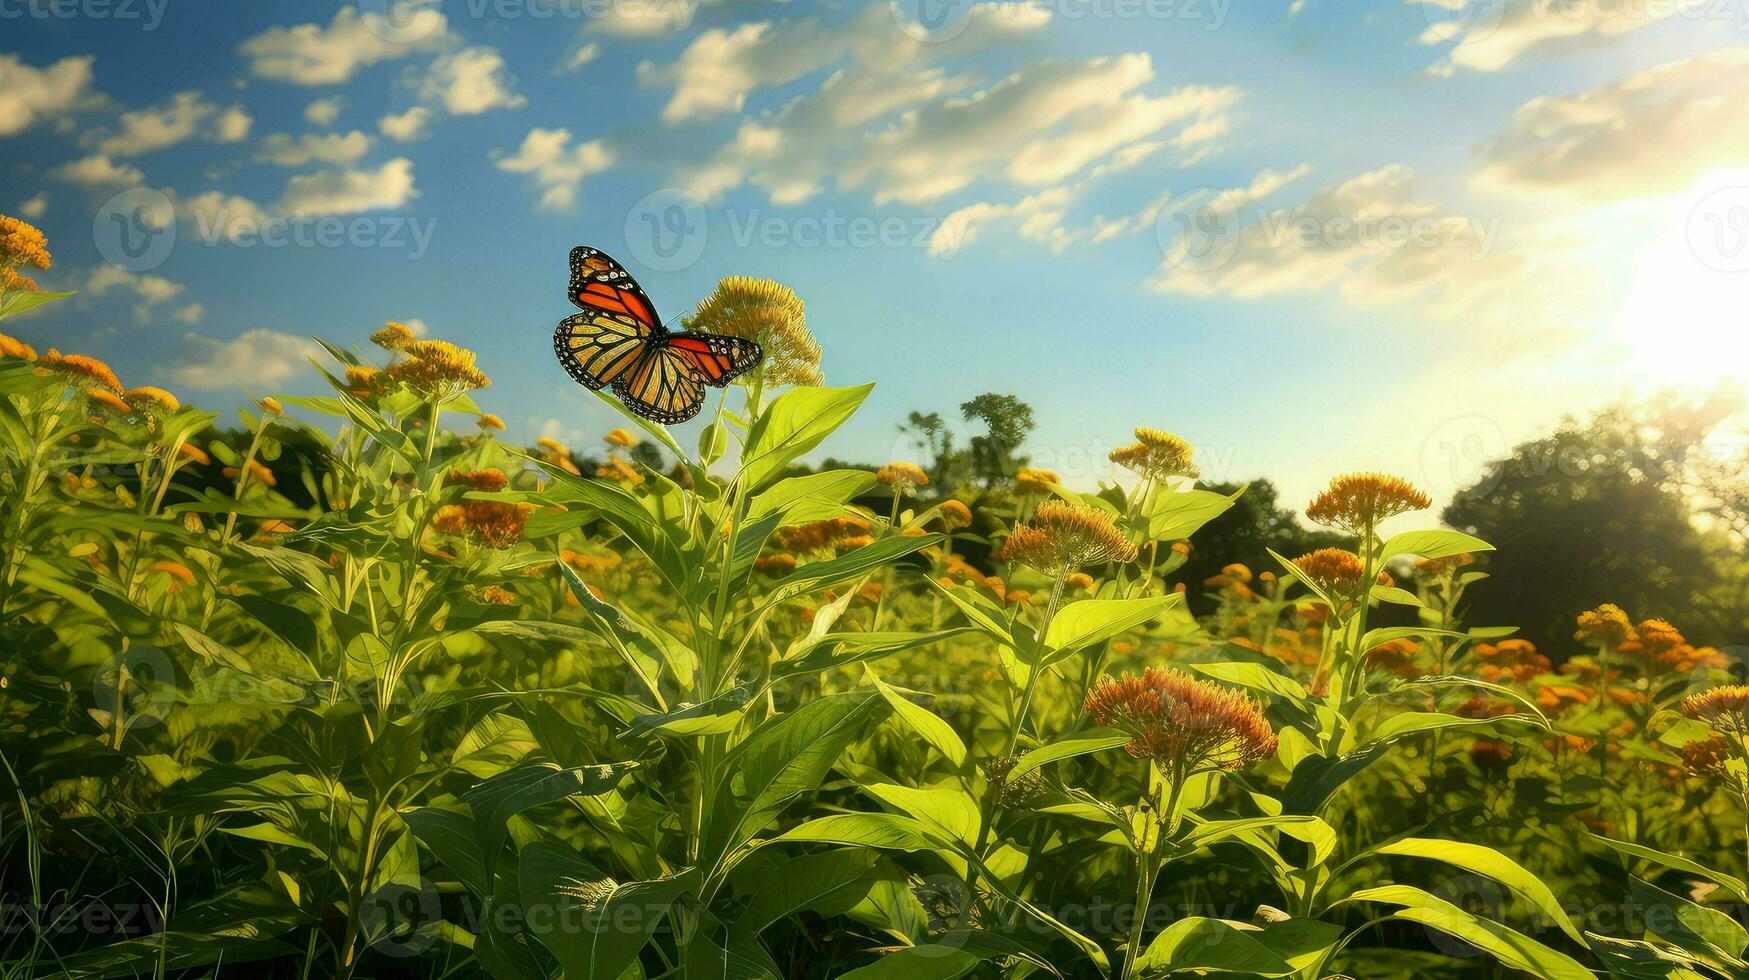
[[1109, 427, 1199, 481], [1471, 639, 1550, 683], [684, 276, 820, 387], [1364, 638, 1424, 678], [604, 427, 637, 448], [1682, 686, 1749, 734], [477, 413, 505, 432], [1413, 553, 1473, 579], [777, 516, 871, 555], [0, 333, 37, 360], [1014, 467, 1059, 495], [1574, 604, 1634, 647], [998, 500, 1136, 571], [0, 214, 51, 274], [475, 585, 517, 605], [370, 321, 417, 352], [39, 350, 122, 393], [754, 553, 797, 577], [1305, 472, 1430, 535], [445, 468, 509, 493], [345, 365, 391, 401], [433, 498, 533, 549], [877, 461, 929, 495], [936, 499, 973, 530], [1084, 667, 1277, 772], [1289, 548, 1367, 594], [596, 456, 644, 487]]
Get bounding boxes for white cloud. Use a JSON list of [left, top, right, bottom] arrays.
[[562, 42, 601, 73], [239, 5, 450, 86], [494, 128, 613, 211], [179, 191, 275, 243], [419, 46, 525, 116], [0, 55, 99, 136], [305, 95, 347, 126], [280, 158, 418, 215], [1473, 46, 1749, 203], [18, 195, 47, 218], [400, 317, 431, 337], [51, 154, 145, 188], [378, 106, 433, 142], [1413, 0, 1691, 74], [96, 91, 251, 155], [173, 302, 205, 325], [257, 130, 374, 167], [583, 0, 699, 37], [86, 265, 184, 307], [691, 52, 1242, 207], [644, 3, 1048, 125], [173, 328, 323, 389]]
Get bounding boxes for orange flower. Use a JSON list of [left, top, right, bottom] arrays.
[[175, 442, 211, 466], [1289, 548, 1366, 594], [1109, 428, 1198, 481], [0, 332, 37, 361], [0, 267, 37, 292], [937, 499, 973, 530], [87, 389, 132, 417], [1084, 667, 1277, 772], [370, 321, 417, 352], [1574, 604, 1634, 647], [1682, 686, 1749, 734], [604, 427, 637, 448], [754, 553, 797, 577], [1305, 472, 1430, 535], [475, 585, 517, 605], [877, 461, 929, 493], [149, 560, 196, 591], [0, 214, 52, 270], [39, 350, 121, 392], [477, 413, 505, 432], [444, 468, 510, 493], [596, 456, 644, 487], [1471, 740, 1513, 769], [223, 459, 277, 488], [1066, 572, 1095, 592], [999, 501, 1136, 570], [1014, 467, 1059, 495]]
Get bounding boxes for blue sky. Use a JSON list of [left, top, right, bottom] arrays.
[[5, 0, 1749, 523]]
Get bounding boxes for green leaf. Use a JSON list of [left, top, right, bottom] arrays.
[[1365, 710, 1532, 745], [835, 945, 982, 979], [733, 849, 882, 934], [760, 534, 940, 608], [1147, 485, 1244, 541], [776, 629, 972, 678], [773, 812, 946, 852], [1589, 833, 1749, 903], [1341, 885, 1592, 980], [628, 687, 751, 737], [1189, 661, 1308, 705], [518, 840, 694, 979], [869, 670, 967, 767], [1042, 595, 1181, 660], [705, 691, 889, 873], [1132, 917, 1294, 976], [747, 469, 878, 525], [740, 384, 874, 491], [1370, 837, 1583, 943], [463, 762, 638, 885], [1379, 529, 1493, 562], [1009, 728, 1131, 781], [0, 287, 75, 320]]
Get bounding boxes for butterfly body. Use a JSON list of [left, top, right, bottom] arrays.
[[554, 246, 761, 424]]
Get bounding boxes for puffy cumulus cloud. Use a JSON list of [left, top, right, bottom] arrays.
[[173, 328, 323, 389], [279, 158, 418, 215], [96, 91, 252, 155], [1414, 0, 1696, 75], [172, 302, 205, 325], [1473, 46, 1749, 203], [562, 42, 601, 73], [418, 46, 526, 116], [239, 5, 450, 85], [305, 96, 348, 126], [493, 128, 613, 211], [644, 3, 1048, 125], [0, 54, 100, 136], [178, 190, 276, 243], [18, 195, 48, 218], [582, 0, 700, 37], [378, 106, 433, 142], [51, 154, 145, 188], [86, 265, 183, 305], [691, 51, 1242, 207], [257, 130, 374, 167]]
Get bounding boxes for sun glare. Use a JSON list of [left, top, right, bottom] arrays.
[[1619, 170, 1749, 384]]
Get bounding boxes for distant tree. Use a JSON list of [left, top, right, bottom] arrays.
[[899, 410, 959, 488], [1176, 480, 1343, 616], [959, 393, 1034, 488], [1443, 391, 1740, 653]]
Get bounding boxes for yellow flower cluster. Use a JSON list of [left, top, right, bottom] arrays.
[[1305, 472, 1430, 535], [1015, 467, 1059, 495], [1084, 668, 1277, 771], [999, 500, 1137, 571], [0, 214, 52, 274], [685, 276, 821, 387], [385, 339, 490, 400], [1109, 427, 1199, 481], [39, 349, 122, 393], [877, 461, 929, 494]]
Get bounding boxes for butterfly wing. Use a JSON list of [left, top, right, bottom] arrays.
[[613, 345, 707, 425], [553, 310, 654, 391], [568, 245, 662, 330], [664, 332, 762, 387]]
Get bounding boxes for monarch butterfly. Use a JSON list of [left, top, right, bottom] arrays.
[[553, 246, 762, 424]]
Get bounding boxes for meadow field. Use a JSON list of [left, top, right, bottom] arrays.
[[2, 213, 1748, 979]]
